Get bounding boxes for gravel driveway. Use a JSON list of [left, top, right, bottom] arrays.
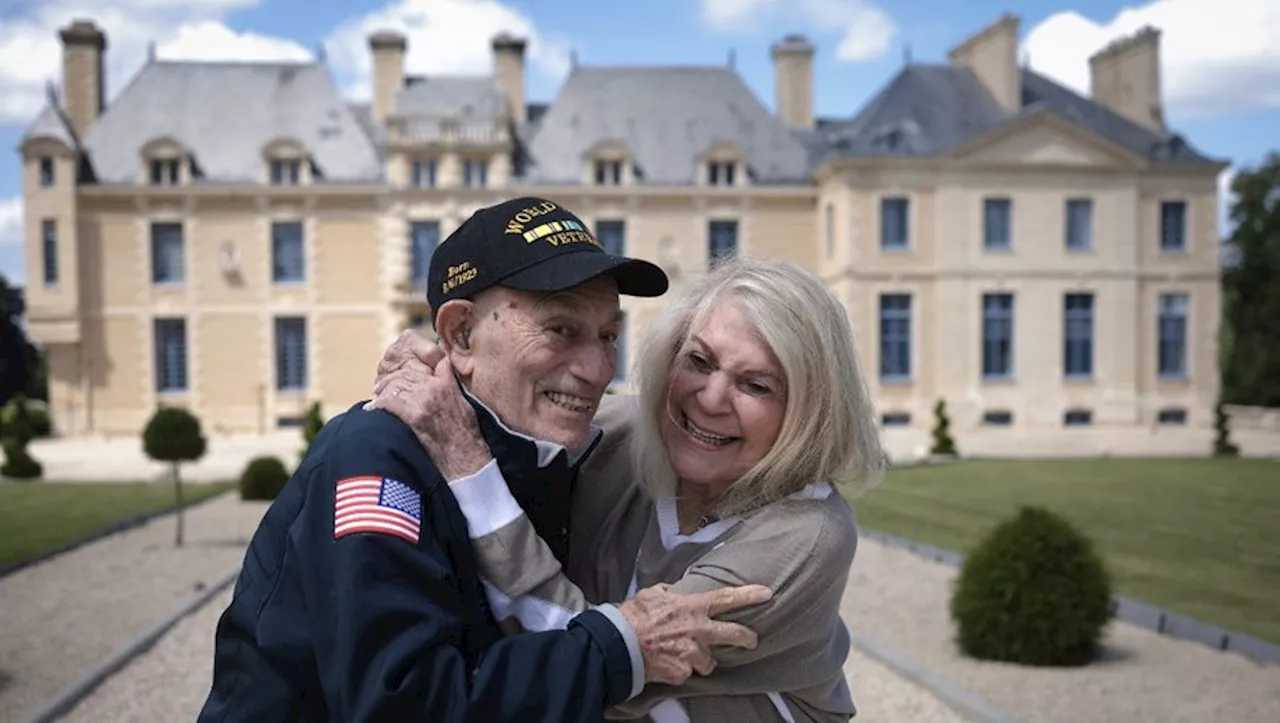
[[10, 490, 1277, 723], [0, 493, 270, 723], [56, 582, 970, 723], [842, 539, 1280, 723]]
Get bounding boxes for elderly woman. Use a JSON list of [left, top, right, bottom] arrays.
[[370, 258, 886, 721]]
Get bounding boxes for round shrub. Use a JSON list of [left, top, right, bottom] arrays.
[[240, 456, 290, 501], [1, 439, 43, 480], [949, 505, 1114, 667]]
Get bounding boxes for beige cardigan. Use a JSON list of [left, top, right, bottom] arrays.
[[450, 394, 860, 722]]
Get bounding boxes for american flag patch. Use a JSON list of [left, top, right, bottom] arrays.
[[334, 476, 422, 544]]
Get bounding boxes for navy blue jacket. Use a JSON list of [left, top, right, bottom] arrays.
[[197, 400, 634, 722]]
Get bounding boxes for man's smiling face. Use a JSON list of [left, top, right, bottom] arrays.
[[460, 275, 622, 452]]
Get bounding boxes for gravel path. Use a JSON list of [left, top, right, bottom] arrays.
[[844, 647, 968, 723], [16, 492, 1275, 723], [842, 538, 1280, 723], [59, 587, 235, 723], [59, 585, 969, 723], [0, 493, 269, 723]]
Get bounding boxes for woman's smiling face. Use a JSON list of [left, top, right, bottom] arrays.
[[659, 298, 788, 498]]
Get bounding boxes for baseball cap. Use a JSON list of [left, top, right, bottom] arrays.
[[426, 197, 669, 318]]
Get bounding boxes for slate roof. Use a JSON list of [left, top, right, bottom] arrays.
[[818, 65, 1006, 158], [815, 63, 1219, 166], [31, 47, 1220, 189], [22, 103, 79, 148], [395, 75, 506, 118], [80, 60, 382, 184], [1017, 69, 1214, 164], [522, 66, 813, 185]]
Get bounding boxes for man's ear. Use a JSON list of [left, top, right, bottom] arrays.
[[434, 299, 478, 377]]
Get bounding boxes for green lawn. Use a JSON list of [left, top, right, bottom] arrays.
[[840, 458, 1280, 645], [0, 481, 235, 570]]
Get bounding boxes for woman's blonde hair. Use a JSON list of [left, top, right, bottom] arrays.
[[630, 257, 887, 518]]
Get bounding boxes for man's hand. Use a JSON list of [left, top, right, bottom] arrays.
[[366, 334, 493, 481], [618, 583, 773, 686]]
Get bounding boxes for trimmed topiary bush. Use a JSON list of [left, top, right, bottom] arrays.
[[1, 395, 43, 444], [1, 439, 42, 480], [301, 401, 324, 459], [929, 398, 958, 457], [949, 505, 1114, 667], [142, 406, 208, 547], [1, 395, 51, 442], [240, 456, 290, 501], [1, 396, 43, 480], [1212, 402, 1240, 457]]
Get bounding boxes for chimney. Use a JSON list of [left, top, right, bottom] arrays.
[[492, 33, 527, 125], [59, 19, 107, 139], [771, 34, 814, 131], [1088, 27, 1165, 133], [947, 14, 1021, 112], [369, 30, 406, 125]]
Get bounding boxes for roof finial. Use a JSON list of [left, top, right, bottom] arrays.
[[903, 44, 912, 66], [147, 40, 156, 62], [728, 48, 736, 68], [316, 41, 327, 64], [570, 49, 578, 68], [45, 80, 59, 107], [1021, 48, 1030, 67]]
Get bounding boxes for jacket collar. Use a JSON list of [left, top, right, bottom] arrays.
[[460, 384, 604, 471]]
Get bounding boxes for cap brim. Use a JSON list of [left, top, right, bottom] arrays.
[[499, 251, 669, 298]]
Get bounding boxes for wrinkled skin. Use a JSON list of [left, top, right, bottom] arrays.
[[366, 327, 774, 686]]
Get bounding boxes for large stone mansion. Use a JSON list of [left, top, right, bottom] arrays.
[[18, 13, 1224, 440]]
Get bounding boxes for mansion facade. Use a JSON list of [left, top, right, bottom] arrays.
[[18, 14, 1225, 439]]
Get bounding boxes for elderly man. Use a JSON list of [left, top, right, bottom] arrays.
[[197, 197, 771, 723]]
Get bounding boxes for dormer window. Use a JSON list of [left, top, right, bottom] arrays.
[[262, 138, 314, 187], [700, 142, 746, 188], [151, 158, 181, 186], [595, 159, 622, 186], [871, 121, 919, 154], [271, 159, 302, 186], [707, 161, 736, 186], [585, 140, 633, 187], [140, 137, 193, 187]]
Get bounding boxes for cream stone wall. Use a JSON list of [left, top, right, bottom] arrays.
[[817, 115, 1221, 434], [19, 108, 1223, 446], [34, 192, 396, 436]]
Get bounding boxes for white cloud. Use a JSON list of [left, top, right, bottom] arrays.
[[1023, 0, 1280, 117], [699, 0, 896, 62], [322, 0, 574, 101], [0, 196, 24, 285], [1218, 167, 1238, 237], [0, 0, 311, 125], [156, 21, 311, 63], [0, 197, 22, 248]]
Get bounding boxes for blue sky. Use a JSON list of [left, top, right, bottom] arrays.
[[2, 0, 1277, 286]]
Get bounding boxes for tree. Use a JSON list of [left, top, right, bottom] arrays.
[[142, 407, 208, 546], [0, 275, 42, 410], [930, 398, 958, 457], [1221, 152, 1280, 407]]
